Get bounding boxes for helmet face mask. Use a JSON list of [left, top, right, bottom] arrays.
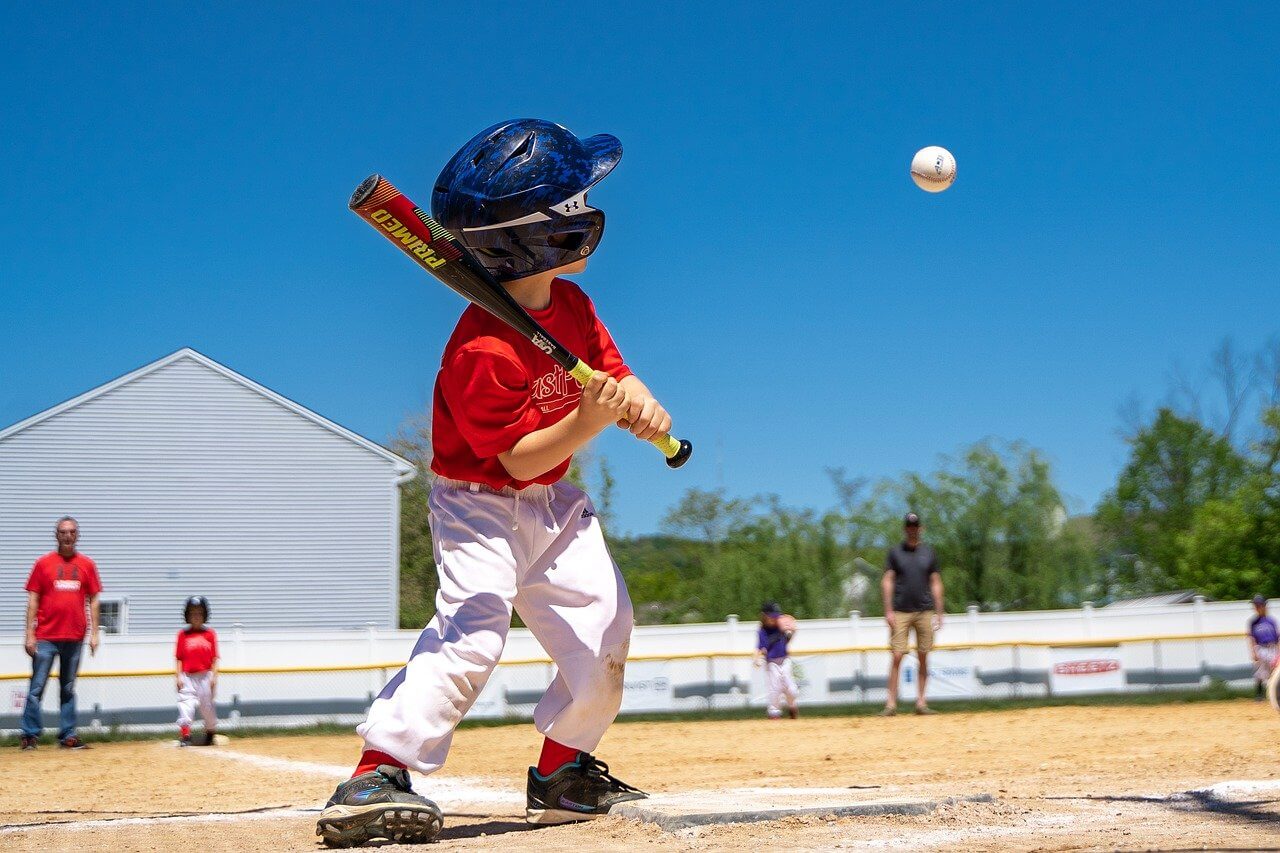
[[432, 120, 621, 280], [460, 206, 604, 280]]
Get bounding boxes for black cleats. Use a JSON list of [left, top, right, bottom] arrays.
[[316, 764, 443, 848], [526, 753, 647, 825]]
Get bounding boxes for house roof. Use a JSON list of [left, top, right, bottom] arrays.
[[1102, 590, 1207, 608], [0, 348, 416, 479]]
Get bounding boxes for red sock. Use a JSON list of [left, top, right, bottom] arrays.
[[353, 749, 405, 778], [180, 725, 190, 738], [537, 738, 580, 776]]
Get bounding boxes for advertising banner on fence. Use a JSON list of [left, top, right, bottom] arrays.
[[1049, 646, 1124, 695], [897, 650, 978, 701], [620, 660, 675, 712]]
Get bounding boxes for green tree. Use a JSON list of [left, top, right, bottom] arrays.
[[596, 456, 617, 532], [661, 487, 755, 548], [1096, 408, 1248, 595], [1177, 406, 1280, 599], [892, 440, 1084, 610], [1177, 487, 1268, 599], [389, 414, 437, 628]]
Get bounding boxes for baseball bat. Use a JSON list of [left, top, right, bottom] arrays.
[[349, 174, 692, 469]]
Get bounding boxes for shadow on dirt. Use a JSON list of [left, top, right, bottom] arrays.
[[435, 815, 539, 841]]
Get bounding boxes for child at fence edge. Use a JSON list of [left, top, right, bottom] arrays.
[[1249, 594, 1278, 701], [315, 119, 675, 848], [175, 595, 218, 746], [754, 602, 800, 719]]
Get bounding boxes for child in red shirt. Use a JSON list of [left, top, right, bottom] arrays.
[[175, 596, 218, 746], [318, 120, 674, 848]]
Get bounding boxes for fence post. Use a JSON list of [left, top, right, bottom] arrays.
[[1152, 639, 1163, 693], [849, 611, 862, 703], [726, 615, 743, 707], [230, 622, 243, 725], [93, 677, 105, 732], [707, 654, 716, 710], [965, 605, 981, 701], [1082, 601, 1095, 639], [1192, 594, 1206, 683], [1012, 644, 1021, 698]]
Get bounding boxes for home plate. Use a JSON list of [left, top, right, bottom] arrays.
[[613, 787, 994, 831]]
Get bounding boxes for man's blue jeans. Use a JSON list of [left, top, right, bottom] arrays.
[[22, 640, 83, 741]]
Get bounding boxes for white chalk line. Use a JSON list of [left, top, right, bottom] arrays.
[[4, 745, 523, 836], [2, 807, 315, 835], [190, 745, 524, 807], [1190, 778, 1280, 800]]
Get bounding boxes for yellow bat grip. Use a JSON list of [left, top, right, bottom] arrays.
[[568, 360, 691, 467]]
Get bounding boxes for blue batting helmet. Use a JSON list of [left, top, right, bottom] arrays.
[[430, 119, 622, 281]]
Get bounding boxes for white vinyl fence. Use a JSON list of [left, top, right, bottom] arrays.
[[1, 597, 1264, 734]]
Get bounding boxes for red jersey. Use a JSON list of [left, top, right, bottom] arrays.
[[25, 552, 102, 642], [431, 278, 631, 489], [175, 627, 218, 673]]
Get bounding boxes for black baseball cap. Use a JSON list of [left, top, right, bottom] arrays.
[[904, 512, 921, 527], [1254, 594, 1268, 605], [761, 601, 782, 616]]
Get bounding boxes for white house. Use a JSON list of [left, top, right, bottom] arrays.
[[0, 349, 415, 634]]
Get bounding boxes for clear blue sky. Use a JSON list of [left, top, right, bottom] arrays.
[[3, 3, 1278, 533]]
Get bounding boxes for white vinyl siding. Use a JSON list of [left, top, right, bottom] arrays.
[[0, 351, 412, 634]]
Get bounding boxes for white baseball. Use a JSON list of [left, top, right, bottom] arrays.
[[910, 146, 957, 193]]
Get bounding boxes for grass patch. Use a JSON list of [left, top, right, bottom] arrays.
[[2, 684, 1255, 747]]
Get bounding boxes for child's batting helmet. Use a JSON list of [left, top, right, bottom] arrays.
[[431, 119, 622, 281]]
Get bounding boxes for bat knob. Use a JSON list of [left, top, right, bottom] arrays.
[[665, 439, 694, 469], [349, 174, 382, 209]]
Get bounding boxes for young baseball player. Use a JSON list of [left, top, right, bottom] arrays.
[[753, 602, 799, 719], [175, 595, 218, 746], [1248, 595, 1278, 701], [317, 120, 670, 847]]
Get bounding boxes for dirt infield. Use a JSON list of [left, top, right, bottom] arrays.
[[4, 699, 1278, 851]]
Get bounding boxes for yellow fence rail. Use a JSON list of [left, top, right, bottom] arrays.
[[0, 630, 1244, 682]]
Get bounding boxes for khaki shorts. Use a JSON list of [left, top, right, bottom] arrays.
[[890, 610, 935, 655]]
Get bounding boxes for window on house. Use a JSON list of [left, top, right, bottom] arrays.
[[99, 599, 127, 635]]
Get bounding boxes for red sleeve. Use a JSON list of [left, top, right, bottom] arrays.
[[84, 559, 102, 595], [175, 631, 186, 662], [24, 561, 46, 594], [578, 291, 631, 381], [439, 338, 542, 457], [210, 630, 219, 661]]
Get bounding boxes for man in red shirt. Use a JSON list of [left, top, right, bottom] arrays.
[[20, 516, 101, 750]]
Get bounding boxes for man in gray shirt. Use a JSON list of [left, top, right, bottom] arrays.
[[881, 512, 945, 715]]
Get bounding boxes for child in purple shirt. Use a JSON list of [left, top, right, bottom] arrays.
[[1249, 595, 1278, 701], [753, 602, 798, 719]]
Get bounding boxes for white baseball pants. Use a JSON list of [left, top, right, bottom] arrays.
[[765, 658, 798, 717], [359, 479, 634, 775], [177, 670, 217, 730], [1256, 645, 1278, 681]]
